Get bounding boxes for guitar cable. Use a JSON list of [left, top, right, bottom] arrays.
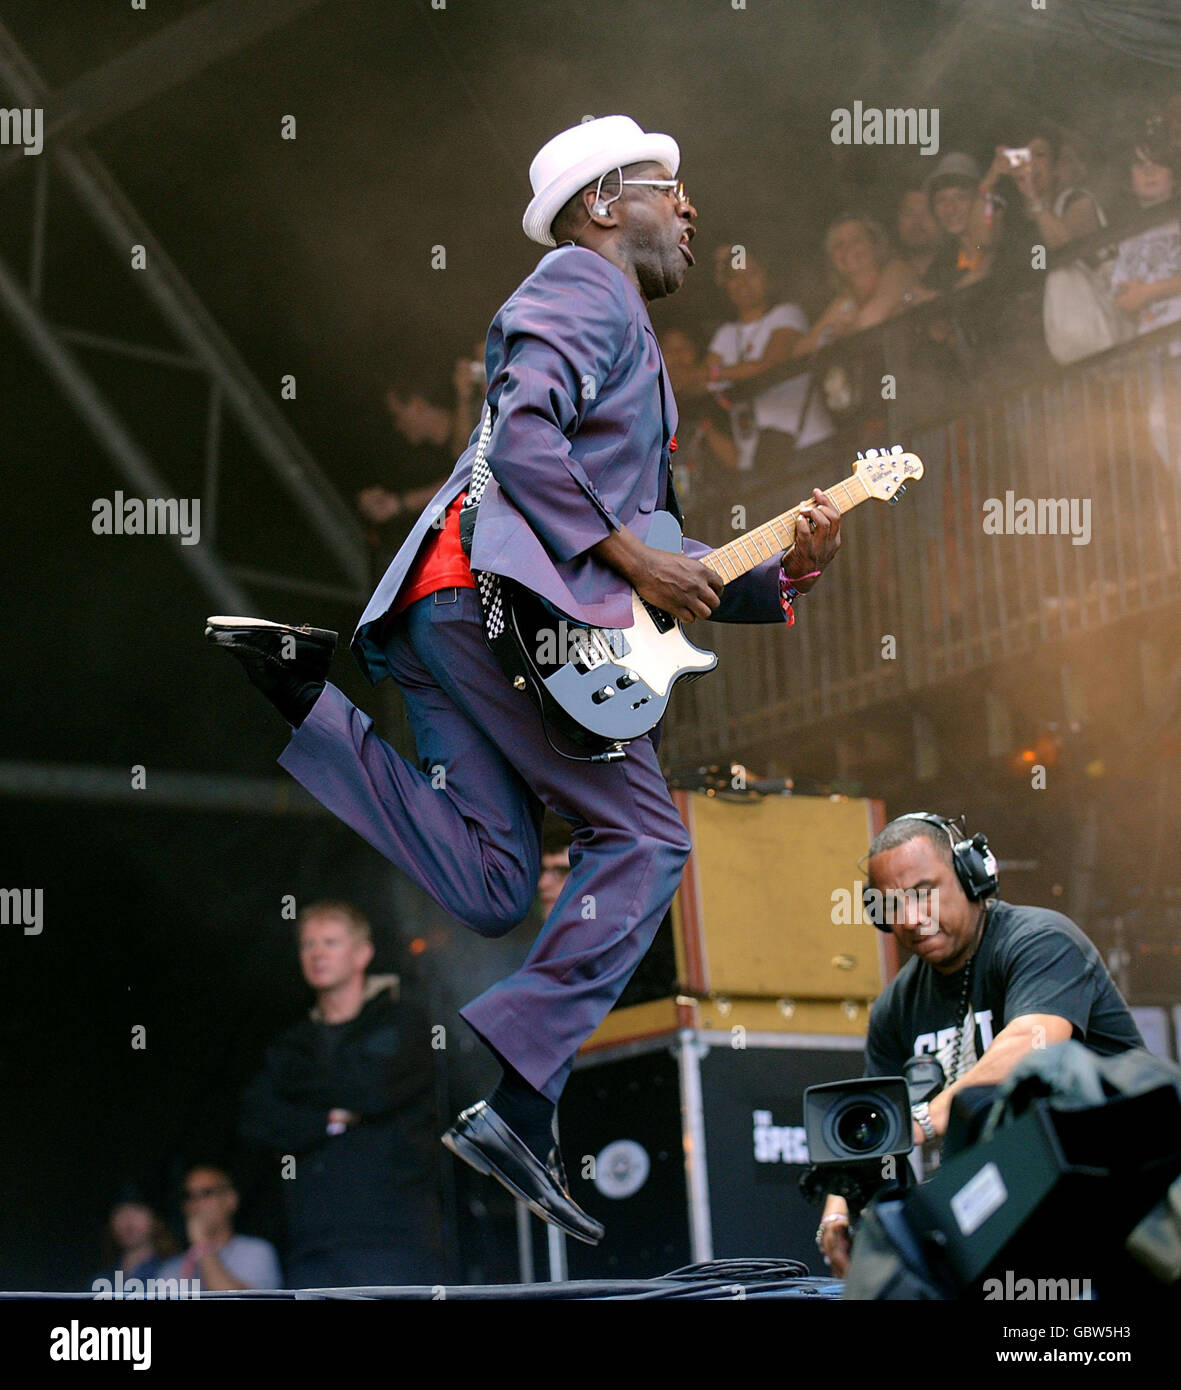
[[525, 664, 628, 765]]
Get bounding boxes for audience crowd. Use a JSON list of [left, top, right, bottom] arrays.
[[92, 901, 445, 1294], [360, 100, 1181, 536]]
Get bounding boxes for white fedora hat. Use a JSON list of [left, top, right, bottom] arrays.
[[522, 115, 680, 248]]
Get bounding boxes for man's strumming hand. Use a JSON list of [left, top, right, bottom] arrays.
[[593, 526, 723, 623]]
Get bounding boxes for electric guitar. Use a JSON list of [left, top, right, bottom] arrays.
[[485, 447, 924, 759]]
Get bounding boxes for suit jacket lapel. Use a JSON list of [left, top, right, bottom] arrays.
[[645, 325, 678, 448], [644, 326, 683, 526]]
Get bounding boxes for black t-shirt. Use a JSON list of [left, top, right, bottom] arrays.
[[921, 235, 967, 296], [865, 900, 1143, 1079]]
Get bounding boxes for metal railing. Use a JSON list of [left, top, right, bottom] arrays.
[[666, 288, 1181, 768]]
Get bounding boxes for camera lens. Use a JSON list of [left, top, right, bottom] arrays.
[[835, 1101, 888, 1154]]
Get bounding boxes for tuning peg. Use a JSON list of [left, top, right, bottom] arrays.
[[856, 450, 864, 459], [865, 448, 879, 458], [897, 484, 907, 495], [891, 444, 904, 454]]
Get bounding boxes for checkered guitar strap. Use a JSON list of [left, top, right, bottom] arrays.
[[458, 406, 505, 641]]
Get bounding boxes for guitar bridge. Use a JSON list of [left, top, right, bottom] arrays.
[[570, 627, 628, 673], [573, 641, 608, 672]]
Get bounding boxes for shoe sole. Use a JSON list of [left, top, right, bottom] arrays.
[[204, 616, 338, 644], [441, 1128, 604, 1246]]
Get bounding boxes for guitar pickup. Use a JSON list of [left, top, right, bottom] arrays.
[[639, 599, 677, 634]]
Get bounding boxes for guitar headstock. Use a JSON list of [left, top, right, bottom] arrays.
[[854, 445, 924, 503]]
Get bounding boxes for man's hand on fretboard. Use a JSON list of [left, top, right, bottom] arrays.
[[784, 489, 842, 593]]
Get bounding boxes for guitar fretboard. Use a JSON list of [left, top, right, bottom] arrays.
[[700, 472, 870, 581]]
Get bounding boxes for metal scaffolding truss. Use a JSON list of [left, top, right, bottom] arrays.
[[0, 0, 368, 613], [0, 759, 330, 818]]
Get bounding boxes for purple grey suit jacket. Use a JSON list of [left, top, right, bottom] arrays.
[[353, 246, 784, 683]]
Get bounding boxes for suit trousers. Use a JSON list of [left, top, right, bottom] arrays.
[[278, 587, 691, 1102]]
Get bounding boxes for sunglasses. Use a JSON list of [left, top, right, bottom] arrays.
[[621, 178, 690, 205]]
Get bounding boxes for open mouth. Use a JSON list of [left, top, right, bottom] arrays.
[[678, 233, 695, 265]]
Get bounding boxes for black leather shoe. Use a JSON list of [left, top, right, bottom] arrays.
[[205, 616, 337, 727], [442, 1101, 605, 1245]]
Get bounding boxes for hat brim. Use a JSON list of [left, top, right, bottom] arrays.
[[523, 134, 681, 247]]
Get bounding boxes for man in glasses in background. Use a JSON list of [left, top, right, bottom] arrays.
[[208, 115, 842, 1247], [156, 1165, 282, 1290]]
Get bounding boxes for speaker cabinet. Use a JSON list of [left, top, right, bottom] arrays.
[[674, 791, 889, 998], [584, 792, 892, 1052], [554, 1030, 867, 1279]]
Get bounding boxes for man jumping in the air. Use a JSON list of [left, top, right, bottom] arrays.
[[208, 115, 841, 1244]]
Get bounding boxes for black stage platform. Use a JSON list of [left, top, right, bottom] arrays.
[[2, 1261, 843, 1301]]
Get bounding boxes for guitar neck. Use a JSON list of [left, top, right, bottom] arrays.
[[700, 472, 870, 581]]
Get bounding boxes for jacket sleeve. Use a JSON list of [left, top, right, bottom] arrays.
[[487, 251, 630, 563], [238, 1046, 327, 1157]]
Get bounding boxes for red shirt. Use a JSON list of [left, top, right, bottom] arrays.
[[387, 492, 476, 619]]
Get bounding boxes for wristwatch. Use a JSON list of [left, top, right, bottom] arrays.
[[815, 1212, 849, 1253], [912, 1101, 937, 1144]]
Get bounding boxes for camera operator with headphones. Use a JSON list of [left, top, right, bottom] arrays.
[[818, 812, 1144, 1277]]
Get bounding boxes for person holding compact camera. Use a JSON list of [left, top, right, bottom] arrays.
[[817, 811, 1143, 1277], [974, 132, 1103, 256]]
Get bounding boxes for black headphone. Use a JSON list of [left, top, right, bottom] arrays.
[[863, 812, 998, 931]]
